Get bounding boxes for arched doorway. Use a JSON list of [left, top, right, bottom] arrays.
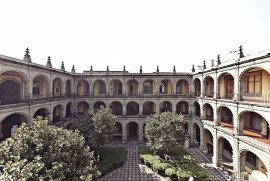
[[114, 122, 122, 142], [2, 113, 28, 137], [32, 75, 49, 99], [94, 101, 106, 110], [203, 103, 214, 121], [204, 76, 214, 98], [143, 101, 156, 115], [128, 122, 138, 140], [203, 129, 213, 159], [109, 80, 122, 95], [194, 102, 201, 117], [126, 80, 139, 96], [126, 102, 139, 116], [93, 80, 106, 96], [176, 79, 189, 95], [143, 79, 155, 95], [52, 78, 62, 98], [159, 79, 172, 95], [159, 101, 172, 112], [66, 102, 72, 118], [77, 79, 89, 96], [53, 105, 63, 123], [193, 78, 201, 96], [217, 106, 233, 130], [66, 80, 72, 97], [218, 73, 234, 99], [176, 101, 189, 115]]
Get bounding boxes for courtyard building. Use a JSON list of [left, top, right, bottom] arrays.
[[0, 47, 270, 181]]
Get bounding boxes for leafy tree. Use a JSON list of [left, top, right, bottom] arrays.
[[145, 112, 187, 154], [0, 117, 99, 180], [71, 106, 117, 154]]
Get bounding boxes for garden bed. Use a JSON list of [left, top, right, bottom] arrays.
[[139, 147, 211, 181], [97, 147, 126, 177]]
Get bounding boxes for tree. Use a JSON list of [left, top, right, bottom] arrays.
[[71, 106, 117, 154], [145, 112, 187, 154], [0, 117, 99, 180]]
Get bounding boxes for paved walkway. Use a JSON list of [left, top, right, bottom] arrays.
[[187, 147, 231, 181], [100, 143, 230, 181]]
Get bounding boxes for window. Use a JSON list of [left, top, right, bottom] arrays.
[[246, 72, 261, 94]]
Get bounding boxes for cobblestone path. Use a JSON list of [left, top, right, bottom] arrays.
[[187, 147, 231, 181]]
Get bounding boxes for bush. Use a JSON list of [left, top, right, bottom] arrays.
[[139, 147, 211, 181], [97, 147, 126, 177]]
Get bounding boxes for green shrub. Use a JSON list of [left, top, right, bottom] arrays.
[[97, 147, 126, 177]]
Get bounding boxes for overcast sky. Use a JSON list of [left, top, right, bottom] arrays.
[[0, 0, 270, 73]]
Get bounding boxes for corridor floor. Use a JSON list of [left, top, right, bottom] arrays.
[[100, 143, 230, 181]]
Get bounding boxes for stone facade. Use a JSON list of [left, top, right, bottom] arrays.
[[0, 49, 270, 181]]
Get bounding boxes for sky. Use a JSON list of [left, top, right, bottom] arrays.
[[0, 0, 270, 73]]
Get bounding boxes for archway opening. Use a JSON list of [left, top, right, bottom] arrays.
[[34, 108, 48, 119], [0, 71, 25, 105], [66, 102, 72, 118], [32, 75, 49, 99], [126, 102, 139, 116], [217, 138, 233, 173], [240, 151, 268, 181], [66, 80, 72, 97], [110, 101, 123, 116], [77, 102, 89, 116], [218, 73, 234, 99], [52, 78, 62, 98], [194, 102, 201, 117], [143, 80, 155, 95], [239, 112, 270, 141], [194, 78, 201, 96], [2, 113, 28, 138], [159, 79, 172, 95], [143, 101, 156, 115], [114, 122, 122, 142], [77, 80, 89, 96], [93, 80, 106, 96], [110, 80, 122, 95], [204, 76, 214, 98], [53, 105, 63, 123], [94, 101, 106, 110], [203, 103, 214, 121], [203, 129, 213, 160], [217, 106, 233, 130], [159, 101, 172, 112], [176, 79, 189, 95], [176, 101, 189, 115], [128, 122, 138, 140], [193, 123, 201, 147], [126, 80, 139, 96]]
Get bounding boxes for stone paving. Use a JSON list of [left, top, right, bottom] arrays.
[[100, 143, 163, 181], [100, 142, 230, 181], [187, 147, 231, 181]]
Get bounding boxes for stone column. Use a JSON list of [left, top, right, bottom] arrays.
[[200, 129, 208, 154], [201, 77, 204, 98], [212, 135, 218, 167], [138, 123, 144, 143], [139, 103, 143, 115], [234, 64, 240, 101], [0, 123, 3, 137], [122, 123, 127, 143], [123, 103, 126, 116], [172, 102, 176, 113]]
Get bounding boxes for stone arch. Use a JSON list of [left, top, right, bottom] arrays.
[[194, 101, 201, 117], [238, 111, 269, 139], [0, 71, 28, 104], [126, 101, 139, 115], [176, 79, 190, 95], [202, 128, 214, 156], [32, 74, 50, 99], [176, 101, 189, 115], [126, 79, 139, 95], [193, 78, 201, 96], [66, 102, 73, 118], [93, 79, 106, 96], [217, 72, 234, 99], [217, 106, 234, 128], [77, 79, 90, 96], [143, 79, 156, 95], [94, 101, 106, 109], [239, 66, 270, 102], [203, 75, 214, 98], [203, 103, 214, 121], [159, 101, 172, 112], [159, 79, 173, 95], [1, 113, 28, 137], [143, 101, 156, 115], [216, 136, 234, 168], [192, 122, 201, 146], [115, 122, 123, 139], [65, 79, 72, 97], [77, 101, 89, 116], [53, 104, 64, 123], [109, 79, 122, 95], [127, 121, 139, 139], [239, 148, 268, 180], [34, 107, 49, 119], [52, 77, 62, 97], [110, 101, 123, 116]]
